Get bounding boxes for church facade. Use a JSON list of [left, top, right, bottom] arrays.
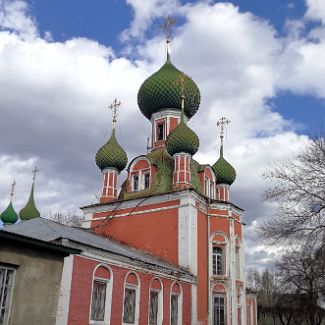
[[1, 33, 257, 325], [80, 40, 257, 324]]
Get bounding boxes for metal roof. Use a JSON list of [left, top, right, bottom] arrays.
[[0, 229, 81, 255], [4, 218, 193, 279]]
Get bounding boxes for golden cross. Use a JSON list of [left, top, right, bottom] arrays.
[[32, 166, 39, 182], [161, 15, 176, 41], [176, 74, 190, 98], [161, 16, 175, 56], [10, 179, 16, 201], [176, 74, 190, 121], [108, 98, 121, 129], [217, 117, 230, 145]]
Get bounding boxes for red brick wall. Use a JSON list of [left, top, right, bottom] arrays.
[[68, 255, 192, 325]]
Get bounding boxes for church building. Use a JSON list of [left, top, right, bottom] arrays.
[[81, 28, 257, 325], [1, 20, 257, 325]]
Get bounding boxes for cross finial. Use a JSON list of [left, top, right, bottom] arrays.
[[217, 117, 230, 148], [160, 15, 176, 58], [32, 166, 39, 183], [10, 179, 16, 202], [176, 74, 190, 121], [108, 98, 121, 129]]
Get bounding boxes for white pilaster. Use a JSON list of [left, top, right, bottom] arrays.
[[178, 194, 197, 275], [229, 217, 237, 325], [55, 255, 74, 325]]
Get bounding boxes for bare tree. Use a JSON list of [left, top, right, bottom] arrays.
[[276, 245, 325, 325], [260, 135, 325, 244], [48, 211, 85, 227]]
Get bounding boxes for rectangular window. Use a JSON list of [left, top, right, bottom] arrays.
[[170, 294, 179, 325], [205, 178, 209, 197], [0, 266, 15, 325], [157, 124, 164, 141], [236, 248, 240, 278], [210, 182, 215, 199], [213, 296, 225, 325], [212, 247, 223, 275], [144, 173, 150, 189], [149, 291, 159, 325], [123, 288, 136, 323], [132, 174, 139, 191], [90, 280, 107, 321]]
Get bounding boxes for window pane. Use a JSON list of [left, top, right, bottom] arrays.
[[144, 173, 150, 189], [157, 124, 164, 141], [212, 247, 223, 275], [0, 267, 14, 325], [213, 296, 225, 325], [123, 288, 136, 323], [171, 294, 178, 325], [133, 175, 139, 191], [149, 291, 159, 324], [90, 280, 107, 321]]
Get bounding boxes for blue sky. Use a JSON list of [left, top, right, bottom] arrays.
[[1, 0, 325, 267], [29, 0, 324, 133]]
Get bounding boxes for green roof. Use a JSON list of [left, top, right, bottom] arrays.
[[212, 146, 236, 185], [119, 149, 204, 200], [166, 120, 199, 156], [137, 56, 200, 120], [19, 183, 41, 220], [1, 202, 18, 225], [96, 129, 128, 172]]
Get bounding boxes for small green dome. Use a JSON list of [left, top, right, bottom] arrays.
[[95, 129, 128, 172], [1, 202, 18, 225], [19, 184, 40, 220], [166, 121, 199, 156], [212, 147, 236, 185], [137, 56, 200, 120]]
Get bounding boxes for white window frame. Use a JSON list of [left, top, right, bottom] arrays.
[[148, 278, 163, 325], [170, 283, 182, 325], [122, 273, 140, 325], [89, 264, 113, 325], [213, 294, 226, 325], [0, 265, 15, 325], [132, 174, 139, 192], [143, 171, 150, 190], [210, 233, 229, 278], [212, 247, 224, 276], [129, 158, 151, 192]]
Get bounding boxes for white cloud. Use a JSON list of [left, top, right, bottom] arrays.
[[0, 0, 37, 39], [1, 0, 324, 267], [121, 0, 179, 41], [305, 0, 325, 23]]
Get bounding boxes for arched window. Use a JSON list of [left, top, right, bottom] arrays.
[[212, 284, 227, 325], [202, 166, 216, 199], [148, 278, 163, 325], [212, 247, 224, 275], [90, 264, 112, 324], [129, 158, 151, 192], [170, 283, 182, 325], [123, 272, 140, 325], [211, 233, 228, 277]]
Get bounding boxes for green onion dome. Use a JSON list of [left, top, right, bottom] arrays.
[[137, 56, 201, 120], [212, 147, 236, 185], [95, 129, 128, 172], [19, 184, 40, 220], [166, 121, 199, 156], [1, 202, 18, 225]]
